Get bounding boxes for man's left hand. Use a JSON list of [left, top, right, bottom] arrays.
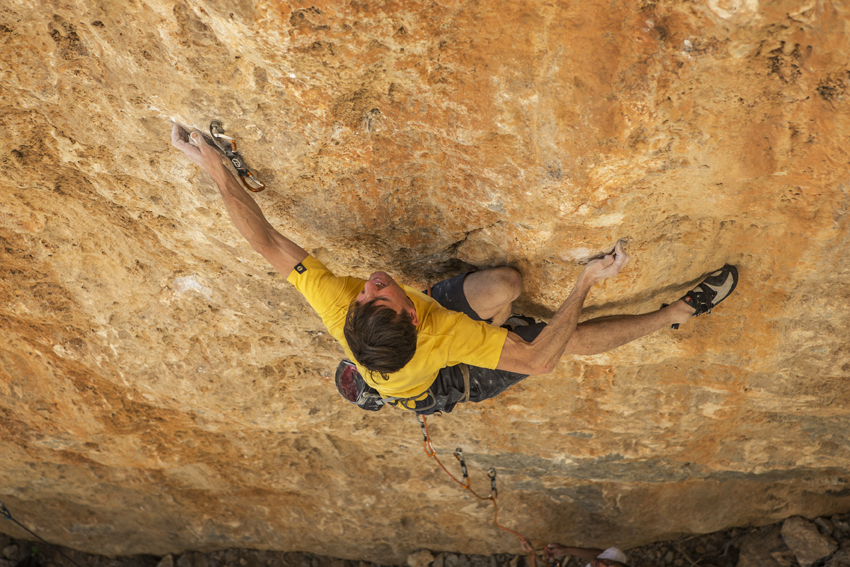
[[171, 124, 227, 180]]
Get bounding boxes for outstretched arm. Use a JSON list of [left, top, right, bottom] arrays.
[[171, 125, 308, 276], [496, 241, 630, 374]]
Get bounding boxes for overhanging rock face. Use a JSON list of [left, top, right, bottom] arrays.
[[2, 0, 850, 562]]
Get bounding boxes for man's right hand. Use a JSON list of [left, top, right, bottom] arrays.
[[496, 239, 631, 375], [581, 239, 630, 285], [170, 122, 310, 277], [171, 124, 227, 181]]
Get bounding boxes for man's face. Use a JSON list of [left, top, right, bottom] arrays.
[[357, 271, 417, 323]]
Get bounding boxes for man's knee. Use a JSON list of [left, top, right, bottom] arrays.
[[496, 266, 523, 300], [475, 266, 523, 303]]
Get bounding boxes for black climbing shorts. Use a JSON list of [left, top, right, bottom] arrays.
[[415, 271, 547, 415]]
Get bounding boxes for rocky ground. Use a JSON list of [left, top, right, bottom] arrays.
[[2, 513, 848, 567]]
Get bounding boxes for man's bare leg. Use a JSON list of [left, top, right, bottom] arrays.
[[463, 267, 522, 326], [563, 300, 694, 355]]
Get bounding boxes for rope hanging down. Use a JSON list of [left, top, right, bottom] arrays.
[[416, 415, 529, 541], [0, 502, 84, 567], [416, 416, 563, 567]]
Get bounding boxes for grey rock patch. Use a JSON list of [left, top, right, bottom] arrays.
[[1, 546, 17, 561], [735, 526, 790, 567], [408, 550, 435, 567], [825, 550, 850, 567], [781, 516, 838, 567], [816, 518, 836, 536]]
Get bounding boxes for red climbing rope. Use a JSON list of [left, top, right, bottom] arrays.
[[416, 415, 530, 542], [416, 415, 563, 567]]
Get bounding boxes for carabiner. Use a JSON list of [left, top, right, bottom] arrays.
[[454, 448, 469, 479], [209, 120, 265, 192], [417, 415, 435, 457]]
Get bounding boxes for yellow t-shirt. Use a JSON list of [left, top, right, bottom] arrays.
[[286, 256, 508, 400]]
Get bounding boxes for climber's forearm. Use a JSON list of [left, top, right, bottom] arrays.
[[211, 166, 308, 275]]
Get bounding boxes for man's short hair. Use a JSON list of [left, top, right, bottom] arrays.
[[343, 298, 417, 380]]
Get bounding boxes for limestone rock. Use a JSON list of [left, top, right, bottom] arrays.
[[816, 518, 836, 536], [736, 527, 793, 567], [2, 0, 850, 563], [781, 517, 838, 567], [408, 550, 435, 567], [0, 547, 15, 562], [825, 551, 850, 567]]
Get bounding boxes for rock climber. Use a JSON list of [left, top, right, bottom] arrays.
[[171, 124, 739, 415]]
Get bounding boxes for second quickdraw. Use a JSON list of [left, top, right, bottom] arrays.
[[209, 120, 266, 192]]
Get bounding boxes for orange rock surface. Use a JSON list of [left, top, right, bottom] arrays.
[[1, 0, 849, 562]]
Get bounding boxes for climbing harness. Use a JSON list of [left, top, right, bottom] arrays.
[[334, 360, 440, 413], [0, 502, 83, 567], [208, 120, 266, 192]]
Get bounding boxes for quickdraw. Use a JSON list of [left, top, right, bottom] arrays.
[[416, 416, 562, 566], [209, 120, 266, 192], [416, 415, 527, 540]]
